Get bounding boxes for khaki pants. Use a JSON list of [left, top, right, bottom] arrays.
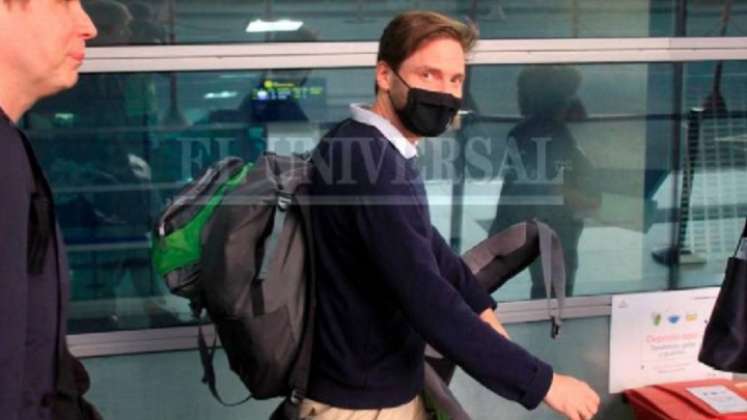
[[299, 396, 428, 420]]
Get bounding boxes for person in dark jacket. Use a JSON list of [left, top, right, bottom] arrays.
[[0, 1, 99, 420], [303, 11, 600, 420], [490, 65, 601, 299]]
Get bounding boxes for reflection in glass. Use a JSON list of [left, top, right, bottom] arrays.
[[21, 60, 747, 333], [79, 0, 702, 46], [449, 63, 673, 300], [452, 61, 746, 301], [488, 65, 600, 299], [671, 60, 747, 288], [687, 0, 746, 37], [79, 1, 747, 47], [25, 68, 371, 333]]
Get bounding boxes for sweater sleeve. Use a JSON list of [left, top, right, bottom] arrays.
[[431, 228, 496, 314], [0, 127, 30, 420], [354, 178, 553, 409]]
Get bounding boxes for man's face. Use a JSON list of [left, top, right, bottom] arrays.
[[0, 0, 97, 98], [384, 37, 466, 110]]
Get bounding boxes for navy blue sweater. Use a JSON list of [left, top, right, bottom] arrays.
[[307, 119, 553, 410]]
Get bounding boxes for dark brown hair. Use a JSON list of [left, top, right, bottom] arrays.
[[377, 11, 478, 72], [517, 65, 582, 117]]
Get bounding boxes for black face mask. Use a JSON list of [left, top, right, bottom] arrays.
[[389, 71, 463, 137]]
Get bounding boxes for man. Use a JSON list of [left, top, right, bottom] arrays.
[[0, 1, 98, 420], [305, 11, 600, 420]]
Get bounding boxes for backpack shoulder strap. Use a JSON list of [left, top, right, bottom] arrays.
[[194, 307, 253, 407], [461, 223, 529, 274], [423, 362, 471, 420], [283, 190, 317, 413], [535, 219, 566, 338], [261, 152, 315, 418], [18, 131, 53, 274], [462, 220, 567, 338]]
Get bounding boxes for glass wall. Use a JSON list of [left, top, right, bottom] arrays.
[[81, 0, 746, 46], [687, 0, 746, 37], [78, 317, 627, 420], [25, 67, 371, 333], [24, 58, 747, 333], [449, 60, 747, 301]]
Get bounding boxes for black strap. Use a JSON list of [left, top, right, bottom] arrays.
[[462, 220, 566, 337], [266, 197, 318, 420], [423, 363, 471, 420], [194, 305, 252, 407], [536, 219, 566, 339], [284, 193, 317, 414], [16, 129, 53, 274]]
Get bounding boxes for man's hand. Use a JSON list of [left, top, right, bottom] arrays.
[[543, 373, 600, 420]]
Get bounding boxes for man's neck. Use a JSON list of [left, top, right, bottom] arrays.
[[370, 93, 420, 144], [0, 77, 36, 123]]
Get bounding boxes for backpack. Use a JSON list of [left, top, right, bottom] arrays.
[[152, 152, 316, 417]]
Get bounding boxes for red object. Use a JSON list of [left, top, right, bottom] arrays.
[[625, 379, 747, 420]]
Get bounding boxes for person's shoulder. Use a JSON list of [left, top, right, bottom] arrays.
[[508, 116, 574, 148], [323, 118, 386, 141], [318, 118, 394, 159], [312, 119, 410, 190]]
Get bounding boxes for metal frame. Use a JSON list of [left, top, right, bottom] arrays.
[[69, 325, 216, 358], [69, 36, 747, 358], [80, 37, 747, 73], [69, 296, 613, 357]]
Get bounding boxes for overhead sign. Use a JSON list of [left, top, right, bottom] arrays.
[[609, 288, 731, 393]]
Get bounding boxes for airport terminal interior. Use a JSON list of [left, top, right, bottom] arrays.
[[20, 0, 747, 418]]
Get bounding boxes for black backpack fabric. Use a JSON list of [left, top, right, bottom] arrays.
[[199, 152, 315, 405]]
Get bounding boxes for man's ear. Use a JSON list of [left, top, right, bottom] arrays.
[[375, 61, 393, 93]]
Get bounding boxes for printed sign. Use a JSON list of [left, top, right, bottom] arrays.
[[609, 288, 731, 393]]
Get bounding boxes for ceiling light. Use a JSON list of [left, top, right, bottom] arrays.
[[246, 19, 303, 33]]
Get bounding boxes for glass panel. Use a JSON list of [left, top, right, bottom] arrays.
[[82, 350, 280, 419], [446, 63, 676, 300], [687, 0, 747, 37], [671, 60, 747, 288], [449, 61, 747, 301], [24, 60, 747, 333], [25, 67, 374, 333], [79, 317, 622, 419], [451, 317, 624, 420], [83, 0, 676, 46]]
